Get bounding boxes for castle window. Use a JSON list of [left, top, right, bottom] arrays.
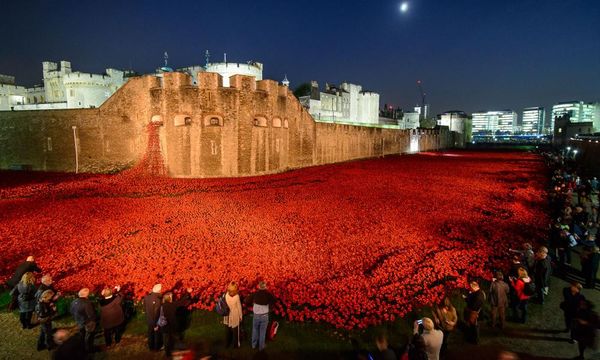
[[272, 117, 282, 128], [254, 117, 268, 127], [210, 140, 218, 155], [283, 119, 289, 128], [174, 115, 191, 127], [203, 115, 223, 127], [47, 137, 52, 152]]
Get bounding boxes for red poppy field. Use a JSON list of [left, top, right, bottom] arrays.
[[0, 151, 548, 329]]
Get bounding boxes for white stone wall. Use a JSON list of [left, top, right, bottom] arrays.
[[439, 113, 467, 133], [63, 69, 125, 108], [0, 84, 27, 111], [205, 62, 262, 87], [403, 112, 420, 130]]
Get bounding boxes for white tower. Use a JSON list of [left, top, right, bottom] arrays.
[[282, 74, 290, 87]]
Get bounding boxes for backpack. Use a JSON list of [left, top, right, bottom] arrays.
[[523, 280, 536, 296], [215, 293, 230, 316], [156, 306, 167, 327]]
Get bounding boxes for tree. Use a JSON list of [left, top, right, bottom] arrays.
[[293, 82, 311, 99]]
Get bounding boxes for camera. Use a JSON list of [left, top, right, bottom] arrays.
[[417, 319, 423, 325]]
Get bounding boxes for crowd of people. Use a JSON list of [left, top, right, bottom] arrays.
[[3, 147, 599, 360], [366, 148, 599, 360], [5, 256, 277, 359]]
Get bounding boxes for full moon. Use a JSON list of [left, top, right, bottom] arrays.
[[400, 2, 409, 13]]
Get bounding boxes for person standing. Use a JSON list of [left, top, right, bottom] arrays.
[[415, 318, 443, 360], [160, 289, 193, 357], [580, 246, 599, 289], [35, 275, 60, 302], [560, 282, 585, 336], [571, 300, 599, 359], [143, 284, 163, 351], [432, 297, 457, 357], [35, 289, 57, 351], [99, 286, 125, 347], [245, 281, 275, 351], [70, 288, 97, 353], [11, 272, 37, 329], [223, 282, 243, 348], [533, 247, 551, 304], [509, 267, 533, 323], [463, 280, 485, 344], [6, 256, 41, 288], [374, 333, 397, 360], [52, 329, 86, 360], [489, 271, 510, 330]]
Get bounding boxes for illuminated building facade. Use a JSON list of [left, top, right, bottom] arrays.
[[551, 101, 598, 132], [472, 110, 517, 134], [521, 107, 545, 134]]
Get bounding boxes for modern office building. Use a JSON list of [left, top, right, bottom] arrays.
[[521, 107, 545, 134], [471, 110, 517, 134], [551, 101, 598, 132]]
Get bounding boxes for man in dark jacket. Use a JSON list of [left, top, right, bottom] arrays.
[[160, 289, 193, 357], [99, 286, 125, 347], [245, 281, 276, 351], [463, 280, 485, 344], [70, 288, 97, 353], [52, 329, 86, 360], [35, 275, 60, 302], [6, 256, 41, 288], [143, 284, 163, 351], [533, 247, 552, 304], [561, 282, 585, 336]]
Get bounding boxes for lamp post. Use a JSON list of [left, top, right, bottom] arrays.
[[72, 126, 79, 174]]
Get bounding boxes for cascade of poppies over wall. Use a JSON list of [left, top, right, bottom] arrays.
[[0, 151, 548, 329]]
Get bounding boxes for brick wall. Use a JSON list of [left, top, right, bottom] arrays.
[[0, 72, 458, 177]]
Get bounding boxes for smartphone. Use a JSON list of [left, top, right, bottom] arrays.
[[417, 319, 423, 325]]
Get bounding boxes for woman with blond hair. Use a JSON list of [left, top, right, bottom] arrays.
[[35, 289, 57, 350], [509, 267, 533, 323], [10, 272, 37, 329], [223, 282, 243, 348]]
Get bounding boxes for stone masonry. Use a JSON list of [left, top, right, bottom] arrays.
[[0, 72, 459, 177]]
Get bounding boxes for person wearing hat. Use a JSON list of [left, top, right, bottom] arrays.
[[70, 288, 97, 353], [245, 281, 275, 351], [143, 284, 163, 351]]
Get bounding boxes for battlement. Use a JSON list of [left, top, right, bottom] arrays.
[[207, 61, 263, 72], [62, 72, 114, 85], [0, 83, 26, 91]]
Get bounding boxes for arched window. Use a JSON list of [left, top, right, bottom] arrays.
[[283, 119, 289, 128], [272, 117, 282, 128], [203, 115, 224, 127], [174, 115, 191, 127], [151, 115, 163, 125], [253, 117, 268, 127]]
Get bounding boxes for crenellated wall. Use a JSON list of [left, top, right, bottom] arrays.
[[0, 72, 459, 177]]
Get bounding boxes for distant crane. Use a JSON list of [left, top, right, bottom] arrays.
[[416, 80, 426, 121]]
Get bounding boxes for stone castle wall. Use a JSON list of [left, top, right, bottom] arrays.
[[0, 72, 458, 177]]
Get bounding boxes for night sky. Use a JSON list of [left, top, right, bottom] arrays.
[[2, 0, 599, 116]]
